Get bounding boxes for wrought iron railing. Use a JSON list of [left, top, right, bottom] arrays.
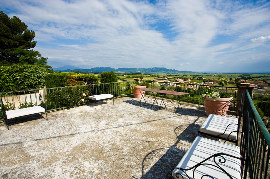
[[243, 90, 270, 178], [45, 82, 124, 111], [0, 82, 126, 114], [146, 83, 238, 111]]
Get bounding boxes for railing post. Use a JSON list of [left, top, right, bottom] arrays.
[[237, 83, 254, 115]]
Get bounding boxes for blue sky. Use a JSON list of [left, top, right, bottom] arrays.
[[1, 0, 270, 72]]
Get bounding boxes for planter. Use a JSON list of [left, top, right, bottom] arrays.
[[133, 86, 146, 99], [204, 97, 233, 116]]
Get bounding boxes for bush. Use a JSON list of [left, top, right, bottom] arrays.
[[45, 72, 99, 88], [45, 85, 89, 110], [100, 71, 117, 83], [0, 64, 48, 92], [257, 101, 270, 117], [45, 72, 69, 88], [45, 82, 122, 110], [253, 94, 270, 117]]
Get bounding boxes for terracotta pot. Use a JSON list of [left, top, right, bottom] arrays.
[[133, 86, 146, 99], [204, 97, 233, 116]]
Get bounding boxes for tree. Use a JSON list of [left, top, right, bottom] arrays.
[[100, 71, 118, 83], [0, 11, 48, 66], [218, 78, 228, 86]]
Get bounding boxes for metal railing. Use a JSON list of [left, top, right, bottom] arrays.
[[0, 82, 240, 118], [45, 82, 125, 111], [147, 83, 238, 110], [243, 90, 270, 178], [0, 82, 126, 113]]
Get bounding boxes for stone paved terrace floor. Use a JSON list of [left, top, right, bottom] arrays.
[[0, 97, 208, 178]]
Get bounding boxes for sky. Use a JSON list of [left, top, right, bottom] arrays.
[[1, 0, 270, 73]]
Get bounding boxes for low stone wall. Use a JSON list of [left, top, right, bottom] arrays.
[[1, 88, 45, 109]]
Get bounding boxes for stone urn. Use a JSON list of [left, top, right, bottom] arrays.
[[133, 86, 146, 99], [204, 97, 233, 116]]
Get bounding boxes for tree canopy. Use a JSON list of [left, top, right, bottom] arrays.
[[100, 71, 118, 83], [0, 11, 48, 66]]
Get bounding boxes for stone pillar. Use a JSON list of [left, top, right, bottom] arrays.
[[237, 83, 254, 114]]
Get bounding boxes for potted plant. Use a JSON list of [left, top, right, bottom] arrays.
[[132, 79, 148, 99], [133, 86, 146, 98], [202, 91, 233, 116]]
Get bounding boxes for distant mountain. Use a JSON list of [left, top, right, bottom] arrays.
[[53, 66, 192, 74], [53, 65, 81, 72], [116, 67, 191, 74]]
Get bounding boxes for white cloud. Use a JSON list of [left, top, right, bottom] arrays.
[[251, 35, 270, 42], [1, 0, 270, 72]]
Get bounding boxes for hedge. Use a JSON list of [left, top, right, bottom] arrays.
[[0, 65, 48, 92], [45, 72, 99, 88], [100, 71, 118, 83], [45, 72, 69, 88]]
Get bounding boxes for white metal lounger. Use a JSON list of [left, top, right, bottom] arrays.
[[172, 136, 242, 179], [199, 114, 239, 142]]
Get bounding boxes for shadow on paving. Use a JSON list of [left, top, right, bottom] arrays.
[[139, 117, 201, 179], [125, 99, 207, 118], [175, 106, 206, 117], [124, 99, 165, 111], [4, 114, 44, 127]]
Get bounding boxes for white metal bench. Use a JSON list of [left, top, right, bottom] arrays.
[[88, 94, 114, 104], [5, 106, 45, 119], [1, 101, 46, 130], [199, 114, 239, 142]]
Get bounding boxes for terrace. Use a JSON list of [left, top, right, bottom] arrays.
[[0, 83, 269, 178], [0, 97, 207, 178]]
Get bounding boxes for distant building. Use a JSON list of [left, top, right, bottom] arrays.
[[175, 78, 184, 83]]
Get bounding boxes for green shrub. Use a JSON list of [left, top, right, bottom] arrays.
[[257, 101, 270, 117], [45, 72, 69, 87], [100, 71, 117, 83], [122, 82, 133, 95], [45, 85, 89, 110], [0, 64, 48, 92], [45, 72, 99, 88], [71, 73, 99, 85], [253, 94, 270, 117]]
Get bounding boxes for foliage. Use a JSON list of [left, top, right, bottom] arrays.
[[18, 101, 34, 109], [69, 73, 99, 85], [3, 101, 15, 110], [0, 64, 48, 92], [100, 71, 118, 83], [45, 72, 69, 88], [253, 94, 270, 117], [254, 103, 265, 118], [219, 91, 233, 98], [218, 78, 228, 86], [45, 72, 98, 88], [202, 91, 220, 98], [45, 86, 89, 110], [45, 82, 122, 110], [139, 81, 151, 87], [122, 82, 133, 95], [140, 73, 144, 80], [0, 11, 49, 67]]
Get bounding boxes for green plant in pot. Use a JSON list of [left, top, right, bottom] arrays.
[[132, 80, 148, 99], [202, 91, 233, 116]]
